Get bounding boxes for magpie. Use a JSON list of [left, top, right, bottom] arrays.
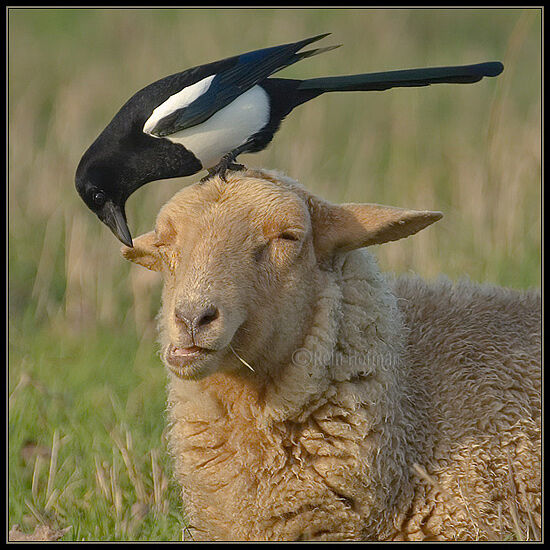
[[75, 33, 503, 247]]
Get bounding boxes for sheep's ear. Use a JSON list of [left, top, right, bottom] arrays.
[[121, 231, 162, 271], [313, 202, 443, 257]]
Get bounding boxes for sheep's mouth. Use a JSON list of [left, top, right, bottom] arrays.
[[164, 343, 214, 378]]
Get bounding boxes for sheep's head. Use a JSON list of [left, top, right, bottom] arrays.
[[122, 170, 442, 380]]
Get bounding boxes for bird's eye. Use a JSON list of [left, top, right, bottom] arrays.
[[92, 191, 106, 207]]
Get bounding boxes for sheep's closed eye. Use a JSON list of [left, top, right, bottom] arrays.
[[278, 230, 301, 242], [253, 229, 304, 262], [276, 228, 305, 242]]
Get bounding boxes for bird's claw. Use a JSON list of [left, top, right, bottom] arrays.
[[201, 155, 246, 183], [200, 170, 216, 183]]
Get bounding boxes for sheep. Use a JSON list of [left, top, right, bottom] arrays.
[[121, 169, 541, 541]]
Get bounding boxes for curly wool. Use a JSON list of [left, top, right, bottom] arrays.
[[166, 246, 540, 541], [391, 275, 541, 540]]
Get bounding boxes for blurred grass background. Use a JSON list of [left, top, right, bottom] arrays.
[[8, 8, 541, 541]]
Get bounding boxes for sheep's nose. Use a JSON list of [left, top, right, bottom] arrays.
[[174, 303, 220, 335]]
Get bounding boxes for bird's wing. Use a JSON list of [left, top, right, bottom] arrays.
[[145, 33, 338, 137]]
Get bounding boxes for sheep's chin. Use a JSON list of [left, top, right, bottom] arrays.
[[167, 363, 216, 381], [164, 352, 220, 381]]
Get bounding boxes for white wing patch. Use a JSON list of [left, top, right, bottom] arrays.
[[143, 75, 215, 135], [154, 85, 270, 170]]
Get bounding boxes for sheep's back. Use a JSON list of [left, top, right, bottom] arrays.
[[389, 275, 541, 540]]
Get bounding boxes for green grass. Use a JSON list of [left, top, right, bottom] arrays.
[[8, 8, 541, 541], [9, 316, 185, 541]]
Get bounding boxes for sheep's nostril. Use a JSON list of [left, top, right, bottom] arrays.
[[174, 309, 192, 331], [196, 305, 219, 328], [174, 303, 219, 336]]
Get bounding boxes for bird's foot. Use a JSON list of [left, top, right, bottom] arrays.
[[200, 168, 216, 183], [200, 154, 246, 183]]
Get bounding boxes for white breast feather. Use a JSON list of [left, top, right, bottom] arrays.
[[152, 85, 270, 169]]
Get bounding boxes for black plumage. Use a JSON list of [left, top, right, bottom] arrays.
[[75, 33, 503, 246]]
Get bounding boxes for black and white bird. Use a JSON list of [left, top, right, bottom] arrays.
[[75, 33, 503, 247]]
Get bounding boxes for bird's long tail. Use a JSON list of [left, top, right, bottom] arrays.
[[298, 62, 503, 93]]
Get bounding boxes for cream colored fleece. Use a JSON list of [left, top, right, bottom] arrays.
[[166, 249, 540, 541]]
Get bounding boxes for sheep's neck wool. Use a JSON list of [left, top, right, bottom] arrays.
[[166, 248, 415, 540]]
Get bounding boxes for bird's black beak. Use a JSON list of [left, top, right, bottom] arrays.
[[101, 202, 133, 247]]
